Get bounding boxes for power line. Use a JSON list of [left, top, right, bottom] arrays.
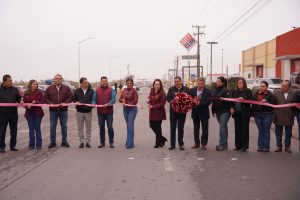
[[217, 0, 272, 43], [212, 0, 262, 42]]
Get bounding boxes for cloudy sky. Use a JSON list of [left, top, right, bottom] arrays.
[[0, 0, 299, 82]]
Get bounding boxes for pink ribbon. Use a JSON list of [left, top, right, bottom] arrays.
[[0, 102, 140, 108], [221, 98, 300, 108]]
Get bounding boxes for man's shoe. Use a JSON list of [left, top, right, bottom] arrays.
[[168, 147, 175, 150], [36, 147, 42, 150], [29, 146, 35, 150], [10, 148, 18, 151], [179, 146, 185, 150], [275, 147, 282, 152], [201, 145, 207, 150], [154, 145, 160, 148], [109, 144, 115, 148], [48, 143, 57, 148], [0, 149, 5, 153], [233, 148, 241, 151], [285, 147, 292, 153], [98, 144, 105, 148], [61, 142, 70, 148], [216, 146, 226, 151], [191, 144, 200, 149], [263, 149, 270, 152], [257, 148, 264, 152], [241, 148, 247, 152], [79, 143, 84, 148], [86, 143, 91, 148]]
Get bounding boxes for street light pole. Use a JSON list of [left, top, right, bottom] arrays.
[[192, 25, 205, 79], [207, 41, 218, 84], [109, 56, 119, 81], [78, 37, 93, 85]]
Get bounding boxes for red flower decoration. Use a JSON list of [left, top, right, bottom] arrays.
[[171, 93, 196, 113]]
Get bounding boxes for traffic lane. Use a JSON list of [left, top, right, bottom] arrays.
[[0, 90, 300, 200], [0, 93, 200, 200]]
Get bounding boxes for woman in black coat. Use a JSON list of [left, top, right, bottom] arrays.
[[230, 78, 253, 152]]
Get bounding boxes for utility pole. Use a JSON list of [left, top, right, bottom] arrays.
[[207, 41, 218, 84], [192, 25, 205, 79], [221, 48, 224, 74], [176, 56, 179, 77]]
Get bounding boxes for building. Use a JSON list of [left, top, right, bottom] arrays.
[[242, 27, 300, 80]]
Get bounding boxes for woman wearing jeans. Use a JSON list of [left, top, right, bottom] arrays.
[[147, 79, 167, 148], [23, 80, 45, 150], [252, 81, 276, 152], [119, 78, 138, 149], [212, 76, 231, 151]]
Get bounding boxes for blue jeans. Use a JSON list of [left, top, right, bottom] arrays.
[[98, 114, 114, 144], [26, 113, 42, 148], [296, 113, 300, 142], [123, 107, 137, 148], [254, 113, 273, 150], [50, 111, 68, 143], [216, 112, 230, 147], [275, 125, 292, 148]]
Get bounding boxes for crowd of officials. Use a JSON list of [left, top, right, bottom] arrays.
[[0, 74, 300, 153]]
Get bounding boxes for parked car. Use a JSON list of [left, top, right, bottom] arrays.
[[246, 78, 282, 93]]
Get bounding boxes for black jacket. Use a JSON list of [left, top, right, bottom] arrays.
[[0, 84, 21, 115], [166, 85, 190, 113], [292, 90, 300, 113], [73, 87, 94, 113], [252, 90, 276, 114], [212, 86, 231, 114], [190, 87, 212, 120], [231, 88, 253, 118]]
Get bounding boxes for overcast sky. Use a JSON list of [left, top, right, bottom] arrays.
[[0, 0, 299, 82]]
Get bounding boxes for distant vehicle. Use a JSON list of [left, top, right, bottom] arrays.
[[246, 78, 282, 93], [16, 86, 26, 97], [290, 72, 300, 91], [38, 84, 50, 94]]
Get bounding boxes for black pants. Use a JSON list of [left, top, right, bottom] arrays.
[[170, 111, 186, 147], [0, 113, 18, 150], [193, 118, 209, 145], [234, 112, 250, 149], [149, 120, 166, 146]]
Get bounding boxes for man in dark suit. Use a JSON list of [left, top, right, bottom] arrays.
[[190, 78, 212, 150]]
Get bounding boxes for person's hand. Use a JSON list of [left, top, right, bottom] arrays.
[[149, 105, 153, 109], [238, 97, 244, 99], [219, 97, 224, 101], [147, 99, 150, 104], [60, 103, 68, 107], [230, 108, 235, 114], [261, 99, 267, 103], [212, 112, 216, 117], [32, 100, 36, 104], [27, 106, 31, 109]]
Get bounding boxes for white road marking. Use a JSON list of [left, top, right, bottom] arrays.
[[164, 158, 174, 171], [128, 157, 135, 160], [198, 158, 205, 161], [231, 158, 238, 161]]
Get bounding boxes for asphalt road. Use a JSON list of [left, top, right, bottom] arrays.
[[0, 88, 299, 200]]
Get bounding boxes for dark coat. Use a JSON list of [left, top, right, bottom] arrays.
[[73, 87, 94, 113], [44, 84, 73, 111], [190, 87, 212, 120], [273, 89, 296, 126], [212, 86, 231, 114], [23, 90, 45, 118], [252, 90, 276, 114], [148, 88, 166, 121], [0, 84, 21, 115], [231, 88, 253, 118]]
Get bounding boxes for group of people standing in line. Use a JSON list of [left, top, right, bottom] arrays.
[[0, 74, 300, 153]]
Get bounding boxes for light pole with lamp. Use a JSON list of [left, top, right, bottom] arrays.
[[78, 37, 94, 86]]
